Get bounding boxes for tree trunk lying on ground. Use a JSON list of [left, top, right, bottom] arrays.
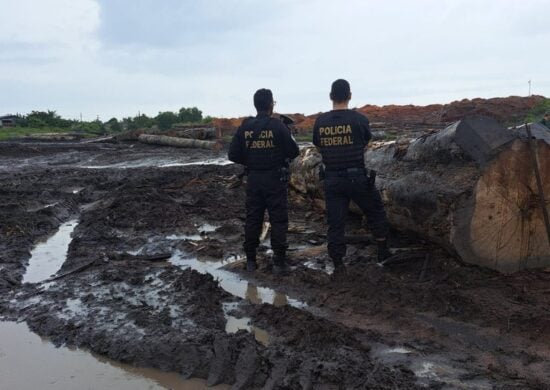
[[171, 127, 216, 140], [138, 134, 221, 150], [290, 116, 550, 273]]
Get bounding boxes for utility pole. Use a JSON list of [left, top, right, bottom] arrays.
[[80, 112, 82, 123], [528, 80, 532, 96]]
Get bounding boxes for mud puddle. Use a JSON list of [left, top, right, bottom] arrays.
[[166, 224, 220, 242], [169, 251, 306, 309], [223, 302, 270, 346], [22, 219, 78, 284], [0, 321, 228, 390], [81, 157, 231, 169], [169, 250, 306, 346], [369, 343, 492, 389]]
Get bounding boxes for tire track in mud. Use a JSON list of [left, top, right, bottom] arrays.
[[1, 142, 549, 389], [0, 145, 419, 389]]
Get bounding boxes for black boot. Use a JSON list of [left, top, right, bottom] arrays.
[[377, 239, 391, 262], [332, 257, 347, 278], [245, 252, 257, 272], [272, 251, 290, 275]]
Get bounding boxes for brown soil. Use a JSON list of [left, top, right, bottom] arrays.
[[214, 95, 544, 136]]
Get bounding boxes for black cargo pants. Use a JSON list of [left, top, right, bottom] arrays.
[[244, 170, 288, 256], [324, 170, 389, 261]]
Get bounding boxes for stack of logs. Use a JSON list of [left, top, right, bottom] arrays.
[[138, 125, 221, 150], [290, 117, 550, 273]]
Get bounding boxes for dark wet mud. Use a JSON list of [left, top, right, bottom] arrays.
[[1, 141, 549, 389]]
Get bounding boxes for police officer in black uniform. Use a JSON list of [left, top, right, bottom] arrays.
[[313, 79, 391, 273], [228, 89, 300, 273]]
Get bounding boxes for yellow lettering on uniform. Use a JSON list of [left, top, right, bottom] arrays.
[[345, 125, 352, 134]]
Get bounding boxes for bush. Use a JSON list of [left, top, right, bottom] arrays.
[[526, 98, 550, 122]]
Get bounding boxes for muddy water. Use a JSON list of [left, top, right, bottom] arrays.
[[223, 302, 270, 346], [0, 322, 228, 390], [169, 251, 306, 308], [169, 250, 306, 346], [22, 219, 78, 284], [81, 157, 231, 169]]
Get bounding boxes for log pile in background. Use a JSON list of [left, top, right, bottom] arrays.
[[138, 134, 221, 150], [170, 125, 216, 140], [290, 116, 550, 273]]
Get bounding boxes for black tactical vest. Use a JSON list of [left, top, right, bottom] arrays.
[[313, 110, 368, 170], [243, 116, 286, 171]]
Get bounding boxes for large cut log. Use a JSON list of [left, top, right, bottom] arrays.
[[171, 127, 216, 140], [138, 134, 221, 150], [290, 117, 550, 273]]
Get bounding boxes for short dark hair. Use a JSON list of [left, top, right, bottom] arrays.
[[253, 89, 273, 112], [330, 79, 351, 103]]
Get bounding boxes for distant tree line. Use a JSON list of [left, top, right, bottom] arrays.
[[9, 107, 212, 134]]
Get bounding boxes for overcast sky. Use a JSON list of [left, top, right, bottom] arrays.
[[1, 0, 549, 120]]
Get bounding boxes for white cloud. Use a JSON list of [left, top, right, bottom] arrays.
[[0, 0, 100, 51], [0, 0, 549, 120]]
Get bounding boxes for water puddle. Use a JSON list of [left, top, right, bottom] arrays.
[[26, 202, 60, 213], [23, 219, 78, 284], [169, 250, 303, 343], [303, 260, 334, 275], [159, 158, 232, 168], [371, 344, 492, 389], [223, 302, 270, 346], [0, 321, 228, 390], [166, 224, 220, 242], [169, 251, 305, 309], [81, 158, 231, 169]]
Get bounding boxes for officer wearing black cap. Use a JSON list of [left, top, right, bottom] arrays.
[[228, 89, 300, 273], [313, 79, 391, 273]]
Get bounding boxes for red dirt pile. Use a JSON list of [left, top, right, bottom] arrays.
[[214, 95, 545, 135]]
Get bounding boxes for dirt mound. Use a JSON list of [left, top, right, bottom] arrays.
[[215, 96, 545, 135]]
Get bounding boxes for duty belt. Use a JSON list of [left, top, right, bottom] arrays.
[[324, 167, 366, 177]]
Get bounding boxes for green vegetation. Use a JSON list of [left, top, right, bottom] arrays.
[[526, 98, 550, 123], [293, 132, 313, 142], [0, 126, 80, 141], [1, 107, 210, 140]]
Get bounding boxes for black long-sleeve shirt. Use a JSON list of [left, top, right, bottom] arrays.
[[228, 113, 299, 170]]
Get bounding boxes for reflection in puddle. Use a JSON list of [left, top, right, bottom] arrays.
[[223, 302, 270, 346], [303, 260, 334, 275], [23, 219, 78, 284], [166, 224, 220, 242], [159, 158, 232, 168], [0, 321, 228, 390], [167, 233, 203, 241], [81, 158, 231, 169], [385, 347, 412, 354], [169, 251, 306, 309], [371, 344, 492, 389]]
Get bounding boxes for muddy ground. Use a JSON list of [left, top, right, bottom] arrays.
[[0, 141, 549, 389]]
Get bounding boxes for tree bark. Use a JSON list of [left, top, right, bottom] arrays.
[[171, 127, 216, 140], [290, 116, 550, 273], [138, 134, 221, 150]]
